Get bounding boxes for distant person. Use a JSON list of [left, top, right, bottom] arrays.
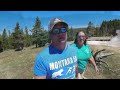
[[34, 18, 78, 79], [71, 31, 99, 79]]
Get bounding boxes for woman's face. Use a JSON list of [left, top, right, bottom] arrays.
[[77, 32, 86, 45]]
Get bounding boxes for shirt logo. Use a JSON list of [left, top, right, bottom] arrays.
[[52, 69, 63, 79]]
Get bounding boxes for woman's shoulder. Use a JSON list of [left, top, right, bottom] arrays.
[[85, 44, 90, 47], [85, 44, 91, 48]]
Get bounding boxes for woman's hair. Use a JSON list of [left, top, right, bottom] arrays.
[[74, 31, 87, 45]]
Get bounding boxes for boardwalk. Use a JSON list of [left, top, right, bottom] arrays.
[[87, 37, 112, 41]]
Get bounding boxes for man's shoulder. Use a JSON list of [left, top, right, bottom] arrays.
[[37, 46, 50, 57], [68, 43, 75, 48], [70, 43, 76, 47], [67, 44, 77, 52], [69, 43, 77, 50]]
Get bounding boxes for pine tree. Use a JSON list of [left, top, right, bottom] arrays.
[[2, 28, 9, 50], [0, 34, 3, 52], [13, 22, 24, 51], [24, 26, 32, 47], [8, 30, 14, 49], [32, 16, 42, 48], [87, 21, 95, 37], [95, 25, 100, 37], [37, 29, 49, 47], [68, 26, 74, 41], [0, 36, 1, 41]]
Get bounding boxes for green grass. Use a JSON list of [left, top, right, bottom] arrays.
[[0, 46, 44, 79]]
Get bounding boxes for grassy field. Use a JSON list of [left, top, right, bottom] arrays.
[[0, 46, 44, 79], [0, 45, 120, 79]]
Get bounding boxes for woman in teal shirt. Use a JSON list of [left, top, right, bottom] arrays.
[[71, 31, 99, 79]]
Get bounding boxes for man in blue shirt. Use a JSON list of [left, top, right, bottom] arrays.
[[34, 18, 78, 79]]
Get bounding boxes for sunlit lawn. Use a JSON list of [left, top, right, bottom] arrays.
[[0, 46, 44, 79]]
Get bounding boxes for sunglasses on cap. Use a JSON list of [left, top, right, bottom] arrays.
[[52, 28, 67, 35]]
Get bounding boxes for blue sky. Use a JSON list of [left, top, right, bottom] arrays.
[[0, 11, 120, 34]]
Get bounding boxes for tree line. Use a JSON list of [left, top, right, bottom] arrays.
[[0, 17, 120, 53], [0, 16, 49, 52]]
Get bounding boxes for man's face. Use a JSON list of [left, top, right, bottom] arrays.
[[50, 23, 67, 44]]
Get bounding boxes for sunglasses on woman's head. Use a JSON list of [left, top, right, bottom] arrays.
[[52, 28, 67, 35]]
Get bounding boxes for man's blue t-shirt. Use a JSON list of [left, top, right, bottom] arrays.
[[34, 44, 77, 79]]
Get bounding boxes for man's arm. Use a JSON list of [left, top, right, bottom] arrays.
[[34, 55, 47, 79]]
